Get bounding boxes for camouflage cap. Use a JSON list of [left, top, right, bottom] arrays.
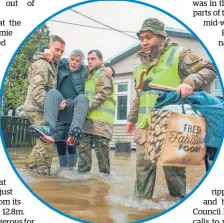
[[137, 18, 167, 38]]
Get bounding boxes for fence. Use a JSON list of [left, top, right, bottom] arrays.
[[1, 116, 35, 148]]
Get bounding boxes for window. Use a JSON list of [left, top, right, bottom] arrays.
[[118, 84, 128, 92], [214, 80, 221, 90], [117, 95, 127, 120], [214, 92, 223, 97], [115, 80, 131, 124], [211, 79, 223, 97]]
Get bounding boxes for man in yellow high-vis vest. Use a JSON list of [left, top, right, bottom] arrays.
[[126, 18, 217, 199], [78, 50, 115, 174]]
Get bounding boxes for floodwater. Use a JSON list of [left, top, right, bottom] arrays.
[[9, 148, 206, 223]]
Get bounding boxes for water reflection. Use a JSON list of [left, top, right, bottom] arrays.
[[9, 148, 206, 223]]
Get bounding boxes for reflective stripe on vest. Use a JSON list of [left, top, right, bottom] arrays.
[[85, 69, 115, 124], [96, 107, 115, 115], [139, 107, 152, 113], [133, 45, 183, 128], [85, 91, 95, 97], [138, 90, 162, 96]]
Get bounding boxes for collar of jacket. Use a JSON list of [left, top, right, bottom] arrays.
[[87, 64, 105, 79], [52, 60, 59, 68], [32, 52, 58, 66], [57, 60, 86, 88], [136, 38, 178, 69], [59, 58, 84, 73]]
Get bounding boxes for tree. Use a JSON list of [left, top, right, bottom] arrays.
[[2, 24, 50, 114]]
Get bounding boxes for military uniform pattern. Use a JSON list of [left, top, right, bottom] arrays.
[[23, 54, 58, 175], [23, 55, 58, 112], [78, 134, 110, 174], [134, 128, 186, 198], [24, 112, 54, 175], [15, 105, 26, 118], [178, 49, 217, 90], [83, 119, 113, 141]]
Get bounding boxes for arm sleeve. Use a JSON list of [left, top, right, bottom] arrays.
[[127, 93, 140, 123], [111, 67, 116, 77], [178, 49, 217, 90], [29, 60, 49, 109], [127, 68, 140, 123]]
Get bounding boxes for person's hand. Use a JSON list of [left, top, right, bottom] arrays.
[[59, 100, 67, 110], [104, 67, 113, 77], [126, 121, 136, 135], [44, 49, 53, 63], [176, 83, 194, 98]]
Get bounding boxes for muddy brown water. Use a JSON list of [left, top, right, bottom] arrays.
[[8, 148, 206, 223]]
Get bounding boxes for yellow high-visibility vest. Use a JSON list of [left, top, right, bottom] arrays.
[[85, 68, 116, 124], [134, 45, 183, 128]]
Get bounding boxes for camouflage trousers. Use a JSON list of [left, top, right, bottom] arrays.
[[77, 134, 110, 174], [24, 111, 54, 175], [134, 128, 186, 199]]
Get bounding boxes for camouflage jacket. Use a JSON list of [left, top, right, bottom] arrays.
[[23, 53, 58, 112], [83, 65, 114, 139], [128, 38, 217, 123]]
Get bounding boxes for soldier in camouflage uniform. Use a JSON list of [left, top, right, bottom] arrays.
[[23, 35, 65, 175], [126, 18, 217, 199], [78, 50, 115, 174]]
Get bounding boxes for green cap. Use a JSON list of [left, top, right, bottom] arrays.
[[137, 18, 167, 38]]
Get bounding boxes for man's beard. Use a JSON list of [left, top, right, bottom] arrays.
[[69, 66, 80, 71]]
